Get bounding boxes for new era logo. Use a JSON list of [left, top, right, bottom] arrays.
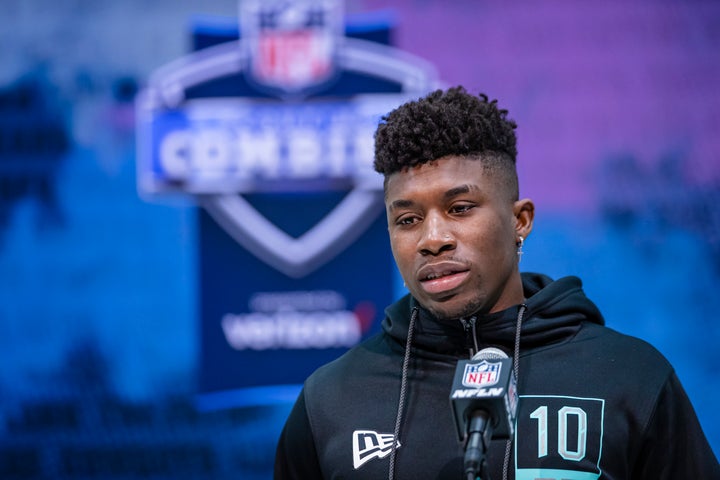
[[352, 430, 399, 469]]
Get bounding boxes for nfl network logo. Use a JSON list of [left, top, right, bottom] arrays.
[[462, 361, 501, 388]]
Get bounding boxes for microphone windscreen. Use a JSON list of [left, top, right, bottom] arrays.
[[472, 347, 508, 361]]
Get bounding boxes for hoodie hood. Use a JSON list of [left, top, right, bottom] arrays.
[[381, 272, 604, 359]]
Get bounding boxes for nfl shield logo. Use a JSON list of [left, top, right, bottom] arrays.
[[241, 0, 343, 95], [462, 360, 501, 388]]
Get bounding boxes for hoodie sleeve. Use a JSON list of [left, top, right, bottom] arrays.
[[631, 371, 719, 479], [274, 388, 324, 479]]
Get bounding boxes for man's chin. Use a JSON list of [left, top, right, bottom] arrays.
[[423, 297, 482, 323]]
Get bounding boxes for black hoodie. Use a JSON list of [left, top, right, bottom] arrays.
[[275, 273, 719, 479]]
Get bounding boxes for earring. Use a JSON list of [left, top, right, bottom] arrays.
[[516, 236, 524, 261]]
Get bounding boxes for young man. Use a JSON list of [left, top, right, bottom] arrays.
[[274, 87, 719, 479]]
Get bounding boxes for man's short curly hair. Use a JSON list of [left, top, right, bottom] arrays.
[[373, 86, 518, 177]]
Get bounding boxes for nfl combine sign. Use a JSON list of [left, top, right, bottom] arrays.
[[136, 0, 439, 405]]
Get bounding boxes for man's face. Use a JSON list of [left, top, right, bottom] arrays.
[[384, 155, 532, 321]]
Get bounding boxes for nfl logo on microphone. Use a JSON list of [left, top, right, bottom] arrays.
[[462, 361, 501, 388]]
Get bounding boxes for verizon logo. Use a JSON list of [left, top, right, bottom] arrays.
[[221, 310, 361, 350], [352, 430, 399, 470]]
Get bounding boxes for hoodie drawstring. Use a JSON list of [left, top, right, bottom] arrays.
[[389, 303, 527, 480], [388, 306, 418, 480], [502, 303, 528, 480]]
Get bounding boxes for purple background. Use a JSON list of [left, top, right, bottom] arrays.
[[0, 1, 717, 478]]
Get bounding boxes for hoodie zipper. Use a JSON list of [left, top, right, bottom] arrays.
[[459, 316, 479, 358]]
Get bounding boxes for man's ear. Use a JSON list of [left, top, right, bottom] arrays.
[[513, 198, 535, 240]]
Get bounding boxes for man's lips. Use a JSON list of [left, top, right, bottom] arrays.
[[416, 262, 470, 295]]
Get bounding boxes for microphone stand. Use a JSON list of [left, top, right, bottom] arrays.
[[464, 410, 492, 480]]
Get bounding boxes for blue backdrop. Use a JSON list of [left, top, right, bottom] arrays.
[[0, 1, 718, 478]]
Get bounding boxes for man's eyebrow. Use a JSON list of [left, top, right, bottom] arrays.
[[444, 184, 472, 199], [388, 198, 414, 211], [388, 184, 476, 211]]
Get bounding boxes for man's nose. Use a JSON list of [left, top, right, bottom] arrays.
[[417, 214, 455, 255]]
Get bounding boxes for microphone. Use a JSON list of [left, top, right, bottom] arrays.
[[449, 347, 518, 480]]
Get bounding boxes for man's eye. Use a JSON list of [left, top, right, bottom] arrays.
[[451, 204, 473, 214], [397, 216, 418, 226]]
